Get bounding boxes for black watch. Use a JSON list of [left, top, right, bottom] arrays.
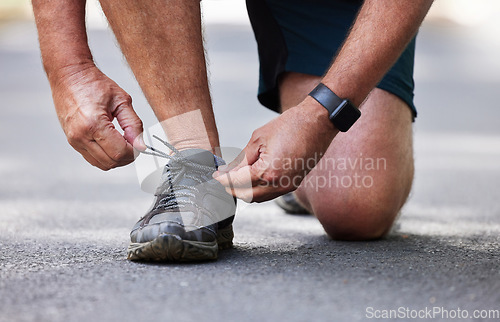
[[308, 83, 361, 132]]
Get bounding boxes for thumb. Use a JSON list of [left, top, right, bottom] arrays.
[[113, 102, 146, 151], [218, 148, 248, 173], [217, 141, 260, 175]]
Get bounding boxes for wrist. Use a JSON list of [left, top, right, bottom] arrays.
[[320, 79, 367, 108], [46, 59, 97, 88], [45, 56, 96, 86], [308, 83, 361, 132], [300, 96, 338, 137]]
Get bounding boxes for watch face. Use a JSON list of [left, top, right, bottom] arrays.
[[330, 100, 361, 132]]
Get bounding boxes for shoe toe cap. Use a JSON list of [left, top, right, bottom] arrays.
[[130, 221, 216, 243]]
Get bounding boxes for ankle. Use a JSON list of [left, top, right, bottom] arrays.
[[170, 138, 213, 153]]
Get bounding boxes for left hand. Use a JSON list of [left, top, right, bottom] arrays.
[[213, 98, 338, 202]]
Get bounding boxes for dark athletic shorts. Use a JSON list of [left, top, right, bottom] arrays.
[[246, 0, 417, 119]]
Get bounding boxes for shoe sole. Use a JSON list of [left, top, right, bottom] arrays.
[[275, 195, 310, 215], [127, 225, 234, 262]]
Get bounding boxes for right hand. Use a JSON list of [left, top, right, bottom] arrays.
[[50, 64, 145, 170]]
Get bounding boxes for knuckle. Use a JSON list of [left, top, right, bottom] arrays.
[[66, 130, 82, 145], [117, 91, 132, 102], [72, 116, 97, 137], [82, 119, 97, 134], [116, 93, 132, 107], [111, 151, 124, 161], [111, 150, 128, 162], [250, 130, 260, 142], [67, 108, 98, 133]]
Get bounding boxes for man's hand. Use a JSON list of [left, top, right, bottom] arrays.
[[214, 0, 434, 202], [214, 98, 338, 202], [32, 0, 144, 170], [51, 64, 144, 170]]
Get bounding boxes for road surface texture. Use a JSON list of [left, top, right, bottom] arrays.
[[0, 6, 499, 322]]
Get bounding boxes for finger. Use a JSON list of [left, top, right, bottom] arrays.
[[93, 122, 136, 164], [85, 140, 132, 170], [112, 101, 145, 150], [226, 185, 289, 203], [217, 148, 249, 173], [214, 165, 261, 188], [79, 149, 108, 170], [216, 140, 260, 174], [224, 186, 253, 203], [69, 138, 115, 170], [133, 132, 147, 152], [223, 186, 264, 203], [250, 186, 290, 203]]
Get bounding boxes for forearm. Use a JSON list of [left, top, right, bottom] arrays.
[[32, 0, 94, 85], [322, 0, 434, 107]]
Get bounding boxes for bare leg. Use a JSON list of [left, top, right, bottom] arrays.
[[99, 0, 218, 152], [279, 72, 414, 240]]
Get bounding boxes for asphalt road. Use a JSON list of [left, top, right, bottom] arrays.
[[0, 16, 499, 322]]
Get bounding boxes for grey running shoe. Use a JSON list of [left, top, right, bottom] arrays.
[[127, 137, 236, 262], [275, 192, 310, 215]]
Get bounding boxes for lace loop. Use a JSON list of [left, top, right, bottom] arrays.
[[137, 136, 218, 224], [141, 135, 215, 174]]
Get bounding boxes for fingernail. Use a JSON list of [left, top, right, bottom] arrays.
[[133, 135, 147, 151], [218, 165, 229, 172]]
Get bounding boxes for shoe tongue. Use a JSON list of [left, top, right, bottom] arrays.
[[161, 148, 215, 197], [175, 149, 216, 168], [142, 149, 217, 195]]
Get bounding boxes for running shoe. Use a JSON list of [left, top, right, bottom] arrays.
[[127, 136, 236, 261], [275, 192, 310, 215]]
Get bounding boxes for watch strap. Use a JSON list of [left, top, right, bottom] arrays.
[[308, 83, 361, 132], [308, 83, 343, 115]]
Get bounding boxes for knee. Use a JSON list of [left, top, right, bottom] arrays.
[[312, 191, 403, 241]]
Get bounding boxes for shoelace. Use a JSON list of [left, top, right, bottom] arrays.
[[138, 135, 218, 223], [141, 135, 215, 175]]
